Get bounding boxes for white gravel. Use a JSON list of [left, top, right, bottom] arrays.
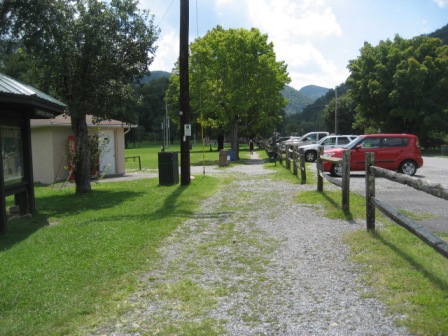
[[87, 152, 411, 335]]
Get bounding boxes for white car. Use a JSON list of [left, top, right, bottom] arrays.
[[281, 131, 329, 153], [299, 135, 357, 162]]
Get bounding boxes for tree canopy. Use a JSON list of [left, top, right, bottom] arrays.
[[347, 35, 448, 146], [0, 0, 159, 192], [167, 26, 290, 159]]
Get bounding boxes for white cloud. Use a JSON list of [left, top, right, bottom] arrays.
[[149, 30, 178, 72], [247, 0, 341, 39], [433, 0, 448, 8], [243, 0, 343, 88]]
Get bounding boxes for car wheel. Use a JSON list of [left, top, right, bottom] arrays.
[[330, 163, 343, 177], [399, 160, 417, 176], [305, 150, 317, 162]]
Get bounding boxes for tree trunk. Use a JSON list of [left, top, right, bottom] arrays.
[[71, 114, 92, 193], [230, 122, 239, 160]]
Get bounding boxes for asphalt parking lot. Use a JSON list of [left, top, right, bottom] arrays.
[[346, 155, 448, 234]]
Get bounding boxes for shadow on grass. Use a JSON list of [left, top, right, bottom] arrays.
[[0, 215, 49, 252], [151, 184, 190, 220], [1, 189, 145, 251], [191, 160, 219, 167], [319, 191, 354, 221], [373, 230, 448, 291], [36, 190, 145, 216]]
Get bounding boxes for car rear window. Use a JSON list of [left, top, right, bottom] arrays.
[[382, 137, 408, 147], [322, 137, 336, 145], [360, 138, 380, 148], [338, 137, 351, 145]]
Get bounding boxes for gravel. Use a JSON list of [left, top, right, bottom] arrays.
[[87, 152, 411, 336]]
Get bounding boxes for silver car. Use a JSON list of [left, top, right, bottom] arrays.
[[281, 131, 329, 153], [299, 135, 357, 162]]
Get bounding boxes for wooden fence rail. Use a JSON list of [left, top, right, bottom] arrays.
[[365, 152, 448, 259]]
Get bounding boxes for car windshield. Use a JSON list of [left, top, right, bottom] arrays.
[[317, 136, 329, 144], [344, 136, 363, 149]]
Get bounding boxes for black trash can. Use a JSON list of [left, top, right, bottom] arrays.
[[158, 152, 179, 185]]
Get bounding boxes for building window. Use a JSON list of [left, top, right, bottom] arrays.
[[1, 126, 23, 186]]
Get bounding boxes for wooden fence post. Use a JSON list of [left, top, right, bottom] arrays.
[[292, 146, 298, 176], [299, 147, 306, 182], [366, 152, 375, 231], [285, 145, 291, 170], [317, 146, 323, 192], [342, 149, 350, 214], [278, 146, 282, 165]]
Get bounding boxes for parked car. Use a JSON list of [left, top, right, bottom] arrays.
[[299, 135, 357, 162], [268, 136, 295, 146], [322, 134, 423, 177], [281, 131, 329, 153]]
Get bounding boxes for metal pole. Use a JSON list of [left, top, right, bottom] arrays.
[[334, 88, 338, 134], [179, 0, 190, 185]]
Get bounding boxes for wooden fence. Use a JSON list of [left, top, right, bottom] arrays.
[[365, 152, 448, 258], [264, 142, 448, 258], [285, 145, 306, 182], [315, 147, 351, 215], [279, 145, 351, 214]]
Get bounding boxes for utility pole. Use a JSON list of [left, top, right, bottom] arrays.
[[179, 0, 190, 185], [334, 88, 338, 134]]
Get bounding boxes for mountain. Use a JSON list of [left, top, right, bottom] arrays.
[[282, 85, 314, 115], [140, 70, 171, 84], [298, 85, 330, 101], [141, 71, 326, 116], [429, 23, 448, 44]]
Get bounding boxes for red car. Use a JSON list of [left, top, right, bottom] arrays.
[[322, 134, 424, 177]]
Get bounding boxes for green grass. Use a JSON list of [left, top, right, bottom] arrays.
[[348, 226, 448, 335], [0, 175, 222, 336], [125, 141, 251, 171]]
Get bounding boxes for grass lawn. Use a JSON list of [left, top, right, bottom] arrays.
[[0, 174, 224, 336], [124, 141, 246, 171]]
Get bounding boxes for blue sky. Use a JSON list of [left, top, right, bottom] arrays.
[[140, 0, 448, 90]]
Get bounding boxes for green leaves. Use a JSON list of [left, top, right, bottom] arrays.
[[348, 35, 448, 145]]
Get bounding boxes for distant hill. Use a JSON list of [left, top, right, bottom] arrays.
[[429, 23, 448, 44], [298, 85, 330, 101], [140, 70, 171, 84], [282, 85, 314, 115], [142, 71, 326, 116]]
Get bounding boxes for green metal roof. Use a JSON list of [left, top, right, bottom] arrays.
[[0, 74, 66, 117]]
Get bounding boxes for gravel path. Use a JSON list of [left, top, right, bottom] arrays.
[[88, 152, 411, 335]]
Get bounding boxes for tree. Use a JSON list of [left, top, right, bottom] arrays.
[[134, 76, 171, 135], [167, 26, 290, 159], [347, 35, 448, 146], [0, 0, 159, 192]]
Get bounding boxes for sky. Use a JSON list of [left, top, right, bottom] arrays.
[[139, 0, 448, 90]]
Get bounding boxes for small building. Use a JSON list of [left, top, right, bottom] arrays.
[[31, 114, 134, 185], [0, 74, 66, 233]]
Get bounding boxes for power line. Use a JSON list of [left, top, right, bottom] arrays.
[[156, 0, 176, 26]]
